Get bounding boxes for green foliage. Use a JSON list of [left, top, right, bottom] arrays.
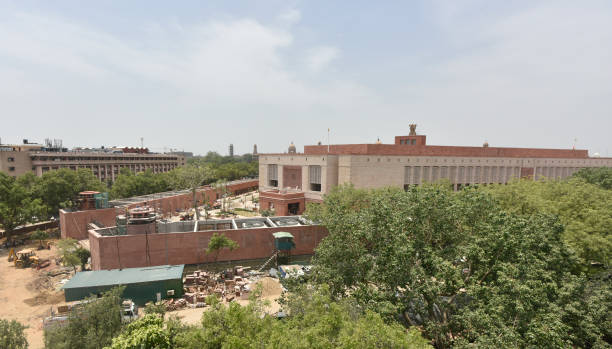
[[45, 287, 125, 349], [0, 319, 28, 349], [35, 168, 107, 213], [483, 178, 612, 266], [573, 167, 612, 190], [171, 285, 431, 349], [30, 229, 49, 248], [260, 209, 275, 217], [75, 247, 91, 270], [206, 232, 239, 264], [0, 172, 46, 241], [106, 314, 170, 349], [110, 168, 172, 199], [57, 238, 85, 271], [306, 184, 607, 348], [144, 302, 167, 318]]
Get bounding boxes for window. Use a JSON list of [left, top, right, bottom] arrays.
[[7, 157, 15, 162], [411, 139, 416, 145], [309, 165, 322, 191], [404, 166, 412, 185], [8, 166, 15, 171], [268, 164, 278, 187]]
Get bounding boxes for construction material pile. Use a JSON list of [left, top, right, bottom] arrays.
[[180, 266, 262, 309]]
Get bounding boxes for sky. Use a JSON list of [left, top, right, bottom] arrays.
[[1, 0, 611, 156]]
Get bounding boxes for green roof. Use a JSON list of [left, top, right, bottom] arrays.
[[273, 232, 294, 239], [62, 265, 184, 290]]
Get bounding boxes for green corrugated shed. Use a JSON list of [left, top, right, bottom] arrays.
[[62, 265, 184, 305]]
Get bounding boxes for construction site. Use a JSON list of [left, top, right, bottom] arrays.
[[0, 177, 330, 348]]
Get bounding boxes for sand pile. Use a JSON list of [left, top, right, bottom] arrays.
[[255, 277, 283, 298]]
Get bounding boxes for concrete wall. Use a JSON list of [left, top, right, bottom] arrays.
[[89, 224, 328, 270]]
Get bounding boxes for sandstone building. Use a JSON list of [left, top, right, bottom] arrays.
[[0, 140, 185, 182], [258, 125, 612, 215]]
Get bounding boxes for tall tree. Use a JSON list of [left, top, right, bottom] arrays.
[[0, 172, 45, 242], [483, 178, 612, 266], [306, 184, 603, 348]]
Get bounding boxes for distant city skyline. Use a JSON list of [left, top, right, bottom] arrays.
[[1, 1, 611, 156]]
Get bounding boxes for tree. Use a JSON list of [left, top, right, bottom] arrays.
[[172, 166, 210, 220], [0, 172, 45, 242], [206, 233, 238, 266], [172, 284, 431, 349], [57, 238, 83, 272], [483, 178, 612, 267], [106, 314, 171, 349], [45, 287, 125, 349], [0, 319, 28, 349], [306, 184, 603, 348], [30, 229, 49, 249], [572, 167, 612, 190], [35, 168, 106, 214], [75, 247, 91, 271]]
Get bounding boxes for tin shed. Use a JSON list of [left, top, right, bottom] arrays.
[[62, 264, 184, 305]]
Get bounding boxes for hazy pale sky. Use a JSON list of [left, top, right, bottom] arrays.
[[1, 0, 611, 156]]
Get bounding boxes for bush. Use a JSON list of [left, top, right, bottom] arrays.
[[0, 319, 28, 349]]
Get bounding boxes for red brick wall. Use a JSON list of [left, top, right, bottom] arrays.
[[60, 208, 119, 240], [60, 180, 258, 241], [303, 144, 588, 158], [90, 225, 328, 270], [282, 166, 302, 189], [259, 191, 306, 216]]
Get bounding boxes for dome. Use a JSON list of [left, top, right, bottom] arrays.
[[376, 138, 382, 144], [288, 141, 297, 154]]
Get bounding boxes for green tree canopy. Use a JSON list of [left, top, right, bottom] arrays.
[[306, 184, 605, 348], [0, 172, 45, 242], [483, 178, 612, 266], [572, 167, 612, 190], [45, 287, 125, 349], [0, 319, 28, 349]]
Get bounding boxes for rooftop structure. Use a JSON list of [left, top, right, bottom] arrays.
[[258, 126, 612, 213]]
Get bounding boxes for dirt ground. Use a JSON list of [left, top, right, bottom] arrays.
[[0, 240, 67, 349]]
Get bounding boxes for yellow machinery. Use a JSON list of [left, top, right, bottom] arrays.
[[8, 248, 16, 262], [14, 248, 39, 268]]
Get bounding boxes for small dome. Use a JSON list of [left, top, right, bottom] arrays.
[[288, 141, 297, 154], [593, 152, 600, 158], [376, 138, 382, 144], [483, 141, 489, 148]]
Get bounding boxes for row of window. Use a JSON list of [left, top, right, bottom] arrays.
[[399, 139, 417, 145], [31, 156, 179, 162], [404, 166, 580, 184]]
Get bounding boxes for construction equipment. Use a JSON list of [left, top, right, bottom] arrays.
[[14, 248, 38, 268], [8, 248, 16, 262]]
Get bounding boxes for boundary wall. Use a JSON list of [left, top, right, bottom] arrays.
[[60, 179, 258, 240], [89, 224, 327, 270]]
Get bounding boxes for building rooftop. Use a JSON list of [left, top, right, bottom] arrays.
[[62, 265, 185, 289]]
